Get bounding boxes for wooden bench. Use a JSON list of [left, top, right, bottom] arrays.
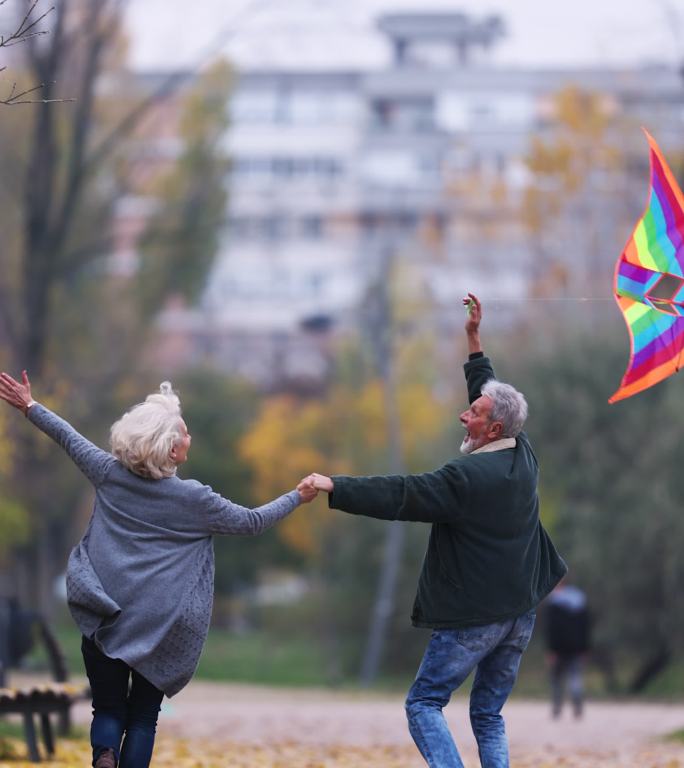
[[0, 683, 90, 762]]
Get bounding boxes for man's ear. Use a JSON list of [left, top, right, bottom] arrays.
[[488, 421, 504, 439]]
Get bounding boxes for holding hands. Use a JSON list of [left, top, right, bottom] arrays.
[[0, 370, 35, 415], [296, 472, 334, 502], [297, 478, 318, 503]]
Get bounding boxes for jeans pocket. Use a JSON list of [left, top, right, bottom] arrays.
[[510, 610, 536, 650], [453, 623, 503, 654]]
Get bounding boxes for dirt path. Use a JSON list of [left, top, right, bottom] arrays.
[[63, 679, 684, 766], [141, 680, 682, 747], [4, 674, 679, 766]]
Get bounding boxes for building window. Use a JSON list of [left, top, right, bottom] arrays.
[[301, 216, 323, 238]]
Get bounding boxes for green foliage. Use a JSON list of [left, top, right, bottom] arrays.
[[177, 369, 257, 498], [510, 326, 684, 684], [0, 496, 31, 560], [137, 60, 232, 315], [0, 52, 235, 613]]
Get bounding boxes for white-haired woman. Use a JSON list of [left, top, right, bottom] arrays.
[[0, 371, 317, 768]]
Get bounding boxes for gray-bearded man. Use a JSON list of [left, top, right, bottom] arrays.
[[301, 293, 567, 768]]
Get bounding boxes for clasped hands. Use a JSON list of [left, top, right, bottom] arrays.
[[296, 472, 333, 503]]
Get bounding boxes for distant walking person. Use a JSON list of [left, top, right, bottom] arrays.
[[0, 371, 317, 768], [545, 581, 591, 719], [301, 294, 567, 768]]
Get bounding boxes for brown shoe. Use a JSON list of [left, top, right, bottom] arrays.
[[95, 748, 117, 768]]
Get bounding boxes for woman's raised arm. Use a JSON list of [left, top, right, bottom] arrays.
[[0, 371, 114, 486]]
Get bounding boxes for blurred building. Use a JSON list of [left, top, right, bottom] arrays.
[[125, 10, 684, 388]]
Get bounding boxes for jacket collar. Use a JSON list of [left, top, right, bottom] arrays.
[[471, 437, 516, 454]]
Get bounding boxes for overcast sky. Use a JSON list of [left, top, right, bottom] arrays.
[[126, 0, 682, 72]]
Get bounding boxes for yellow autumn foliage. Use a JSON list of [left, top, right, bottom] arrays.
[[238, 396, 332, 556], [239, 371, 451, 559], [1, 730, 680, 767]]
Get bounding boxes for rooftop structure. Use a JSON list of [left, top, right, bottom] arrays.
[[135, 11, 684, 387]]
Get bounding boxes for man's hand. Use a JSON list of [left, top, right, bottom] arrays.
[[300, 473, 334, 494], [463, 293, 482, 355], [463, 292, 482, 333], [296, 477, 318, 503], [0, 371, 35, 414]]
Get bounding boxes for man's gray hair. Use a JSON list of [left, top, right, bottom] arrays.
[[481, 379, 528, 438]]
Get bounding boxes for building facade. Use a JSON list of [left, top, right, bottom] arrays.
[[149, 11, 684, 387]]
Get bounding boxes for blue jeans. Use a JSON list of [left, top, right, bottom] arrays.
[[405, 610, 536, 768], [81, 636, 164, 768]]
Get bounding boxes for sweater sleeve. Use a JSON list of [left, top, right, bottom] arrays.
[[463, 355, 497, 404], [200, 488, 301, 535], [27, 404, 115, 487], [329, 461, 469, 523]]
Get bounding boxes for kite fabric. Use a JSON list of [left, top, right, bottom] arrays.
[[610, 130, 684, 403]]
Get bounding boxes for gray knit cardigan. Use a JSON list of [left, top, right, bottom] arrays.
[[28, 404, 301, 696]]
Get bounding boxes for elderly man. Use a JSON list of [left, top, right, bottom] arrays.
[[303, 293, 567, 768]]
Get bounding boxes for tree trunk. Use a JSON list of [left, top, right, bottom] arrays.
[[360, 245, 406, 686], [629, 646, 671, 694]]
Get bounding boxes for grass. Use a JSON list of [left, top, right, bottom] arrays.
[[39, 620, 552, 693], [18, 618, 684, 700], [0, 719, 87, 741], [31, 620, 332, 688], [642, 659, 684, 700], [0, 721, 25, 740], [195, 630, 328, 686]]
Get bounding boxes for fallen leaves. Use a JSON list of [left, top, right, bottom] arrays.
[[0, 737, 682, 768]]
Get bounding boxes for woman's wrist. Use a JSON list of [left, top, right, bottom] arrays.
[[23, 400, 36, 416]]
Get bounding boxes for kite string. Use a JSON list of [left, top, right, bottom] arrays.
[[483, 297, 614, 302]]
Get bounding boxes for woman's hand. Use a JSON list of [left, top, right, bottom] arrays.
[[296, 473, 334, 501], [296, 477, 318, 503], [0, 371, 36, 414]]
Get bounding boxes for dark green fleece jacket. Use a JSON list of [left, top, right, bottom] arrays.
[[329, 354, 567, 628]]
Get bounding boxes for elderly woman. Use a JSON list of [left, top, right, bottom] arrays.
[[0, 371, 317, 768]]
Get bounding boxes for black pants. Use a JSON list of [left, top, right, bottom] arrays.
[[81, 636, 164, 768]]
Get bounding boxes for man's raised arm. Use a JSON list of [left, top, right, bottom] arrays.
[[463, 292, 483, 357], [463, 293, 496, 402]]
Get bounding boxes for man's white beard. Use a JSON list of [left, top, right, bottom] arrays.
[[460, 436, 475, 454]]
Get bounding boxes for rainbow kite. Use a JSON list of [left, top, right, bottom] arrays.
[[610, 130, 684, 403]]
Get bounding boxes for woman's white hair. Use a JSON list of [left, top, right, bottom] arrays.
[[481, 379, 528, 438], [110, 382, 183, 479]]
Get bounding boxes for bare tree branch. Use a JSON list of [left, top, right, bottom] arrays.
[[0, 1, 74, 104], [52, 0, 109, 254], [0, 77, 73, 104], [0, 0, 52, 48], [83, 0, 272, 176]]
